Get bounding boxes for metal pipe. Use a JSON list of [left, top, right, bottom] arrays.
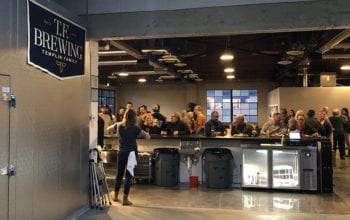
[[303, 68, 308, 87]]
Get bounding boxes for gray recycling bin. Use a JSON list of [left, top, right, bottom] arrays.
[[153, 148, 180, 187], [203, 148, 233, 189]]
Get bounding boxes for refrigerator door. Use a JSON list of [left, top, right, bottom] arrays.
[[272, 149, 300, 189], [242, 148, 269, 188]]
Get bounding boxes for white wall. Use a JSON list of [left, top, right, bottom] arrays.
[[269, 87, 350, 114]]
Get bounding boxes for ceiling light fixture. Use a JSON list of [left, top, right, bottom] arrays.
[[340, 65, 350, 70], [221, 37, 234, 61], [108, 75, 118, 79], [226, 75, 235, 79], [98, 50, 127, 56], [118, 72, 129, 77], [220, 51, 234, 61], [141, 49, 169, 55], [159, 54, 179, 63], [286, 50, 304, 56], [174, 62, 187, 67], [98, 60, 138, 66], [277, 60, 292, 65], [224, 67, 235, 73], [138, 78, 147, 83]]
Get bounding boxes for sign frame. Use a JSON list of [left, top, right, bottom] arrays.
[[27, 0, 86, 80]]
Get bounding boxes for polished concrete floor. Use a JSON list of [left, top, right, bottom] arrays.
[[78, 154, 350, 220]]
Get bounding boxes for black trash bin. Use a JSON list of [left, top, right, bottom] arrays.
[[203, 148, 233, 189], [153, 148, 180, 187]]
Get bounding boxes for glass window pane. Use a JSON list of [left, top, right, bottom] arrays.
[[233, 109, 241, 115], [207, 89, 258, 125], [249, 116, 258, 123], [232, 90, 240, 96], [223, 116, 231, 123], [241, 103, 249, 109], [250, 109, 258, 115], [223, 102, 231, 109], [241, 110, 250, 115], [207, 90, 215, 96], [223, 109, 231, 116], [249, 103, 257, 109], [214, 90, 223, 96]]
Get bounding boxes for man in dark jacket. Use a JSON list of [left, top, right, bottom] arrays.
[[162, 112, 190, 136], [204, 111, 226, 136], [329, 108, 346, 160], [305, 109, 322, 134], [152, 104, 167, 131]]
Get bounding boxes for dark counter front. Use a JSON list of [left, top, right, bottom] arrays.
[[102, 135, 332, 192]]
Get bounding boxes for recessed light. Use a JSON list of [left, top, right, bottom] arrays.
[[224, 67, 235, 73], [138, 78, 147, 83], [226, 75, 235, 79]]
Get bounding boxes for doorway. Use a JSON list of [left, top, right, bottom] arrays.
[[0, 74, 10, 220]]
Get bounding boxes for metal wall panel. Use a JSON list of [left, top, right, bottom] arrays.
[[0, 75, 10, 220], [0, 1, 90, 219]]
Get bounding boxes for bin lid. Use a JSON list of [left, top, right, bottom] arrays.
[[203, 148, 231, 155], [154, 147, 179, 154]]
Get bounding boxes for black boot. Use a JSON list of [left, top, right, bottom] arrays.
[[113, 191, 120, 202], [122, 194, 133, 206]]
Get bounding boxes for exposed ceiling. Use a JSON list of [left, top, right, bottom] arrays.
[[98, 29, 350, 87]]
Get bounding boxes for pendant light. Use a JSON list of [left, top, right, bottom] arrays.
[[220, 37, 234, 61]]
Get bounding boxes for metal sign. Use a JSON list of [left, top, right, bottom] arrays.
[[27, 0, 86, 80]]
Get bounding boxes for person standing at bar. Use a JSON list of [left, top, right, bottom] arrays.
[[114, 109, 150, 205], [194, 105, 206, 135]]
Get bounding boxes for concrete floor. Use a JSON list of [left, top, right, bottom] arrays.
[[78, 154, 350, 220]]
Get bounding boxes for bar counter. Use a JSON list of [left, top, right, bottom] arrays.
[[102, 135, 332, 192]]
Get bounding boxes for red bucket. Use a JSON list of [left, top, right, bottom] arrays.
[[189, 176, 199, 187]]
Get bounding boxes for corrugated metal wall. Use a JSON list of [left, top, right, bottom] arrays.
[[0, 1, 90, 219]]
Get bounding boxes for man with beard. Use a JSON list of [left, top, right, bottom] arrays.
[[204, 111, 226, 136]]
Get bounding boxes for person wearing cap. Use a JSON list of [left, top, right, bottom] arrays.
[[161, 112, 190, 136], [151, 104, 167, 131]]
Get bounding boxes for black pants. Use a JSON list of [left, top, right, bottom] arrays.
[[114, 150, 136, 195], [333, 134, 345, 157]]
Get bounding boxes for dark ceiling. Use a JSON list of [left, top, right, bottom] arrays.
[[98, 29, 350, 87]]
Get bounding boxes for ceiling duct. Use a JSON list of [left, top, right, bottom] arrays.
[[109, 40, 175, 76], [302, 68, 308, 87], [320, 72, 336, 87]]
